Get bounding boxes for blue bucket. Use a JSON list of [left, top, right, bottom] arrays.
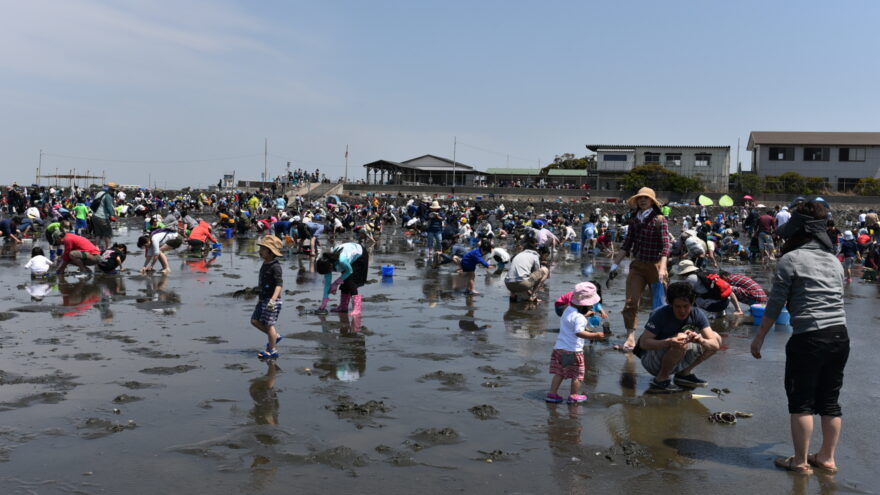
[[751, 304, 766, 326], [570, 241, 581, 252], [381, 265, 394, 277], [212, 243, 222, 250], [225, 228, 233, 239], [776, 309, 791, 325], [588, 315, 601, 327]]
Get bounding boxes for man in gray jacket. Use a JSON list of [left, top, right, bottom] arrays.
[[92, 183, 117, 250]]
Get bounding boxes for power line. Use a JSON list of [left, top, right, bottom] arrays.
[[266, 152, 339, 169], [41, 151, 263, 164], [454, 141, 546, 166]]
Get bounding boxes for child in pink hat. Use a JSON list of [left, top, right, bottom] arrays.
[[546, 282, 607, 403]]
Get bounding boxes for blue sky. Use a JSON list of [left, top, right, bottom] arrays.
[[1, 0, 877, 188]]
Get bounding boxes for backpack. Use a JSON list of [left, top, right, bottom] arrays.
[[697, 272, 732, 300], [89, 192, 105, 212]]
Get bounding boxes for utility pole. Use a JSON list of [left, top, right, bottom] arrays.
[[345, 144, 349, 184], [37, 149, 42, 185], [264, 138, 268, 188], [451, 136, 457, 197]]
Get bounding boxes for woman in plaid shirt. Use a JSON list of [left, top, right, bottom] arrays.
[[611, 187, 671, 351]]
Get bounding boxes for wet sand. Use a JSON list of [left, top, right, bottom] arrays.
[[0, 223, 877, 494]]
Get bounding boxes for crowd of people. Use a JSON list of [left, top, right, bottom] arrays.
[[0, 181, 857, 477]]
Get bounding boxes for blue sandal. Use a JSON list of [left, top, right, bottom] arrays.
[[257, 349, 279, 360], [266, 336, 283, 351]]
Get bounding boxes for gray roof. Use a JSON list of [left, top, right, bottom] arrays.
[[747, 131, 880, 150], [485, 168, 541, 175], [586, 144, 729, 151], [401, 154, 475, 171]]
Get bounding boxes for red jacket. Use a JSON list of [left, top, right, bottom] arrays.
[[188, 221, 217, 243]]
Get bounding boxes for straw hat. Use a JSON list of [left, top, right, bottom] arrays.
[[257, 235, 283, 257], [430, 200, 441, 210], [571, 282, 600, 306], [673, 260, 699, 277], [627, 187, 661, 210]]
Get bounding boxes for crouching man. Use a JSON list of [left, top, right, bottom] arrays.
[[634, 281, 723, 393]]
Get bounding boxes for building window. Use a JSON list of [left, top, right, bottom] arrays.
[[695, 153, 711, 167], [644, 152, 660, 164], [768, 147, 794, 160], [603, 154, 627, 161], [665, 153, 681, 166], [838, 178, 860, 191], [839, 148, 866, 161], [804, 147, 830, 161]]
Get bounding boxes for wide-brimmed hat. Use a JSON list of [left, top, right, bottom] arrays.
[[106, 182, 118, 189], [673, 260, 699, 277], [627, 187, 661, 210], [257, 235, 283, 257], [571, 282, 600, 306], [430, 200, 441, 210], [844, 230, 854, 241]]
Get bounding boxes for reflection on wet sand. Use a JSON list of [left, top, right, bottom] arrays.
[[57, 273, 126, 321], [250, 360, 280, 427], [312, 313, 367, 382]]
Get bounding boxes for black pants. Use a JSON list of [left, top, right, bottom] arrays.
[[341, 251, 369, 296], [785, 325, 849, 416]]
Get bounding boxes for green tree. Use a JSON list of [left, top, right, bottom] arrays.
[[541, 153, 595, 175], [855, 177, 880, 196], [622, 164, 703, 193], [729, 172, 764, 194]]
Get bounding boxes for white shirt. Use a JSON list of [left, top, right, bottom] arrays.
[[490, 247, 510, 263], [25, 207, 41, 219], [555, 306, 589, 352], [25, 255, 53, 275], [776, 210, 791, 228]]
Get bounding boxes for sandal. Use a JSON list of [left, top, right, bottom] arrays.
[[807, 453, 838, 474], [257, 350, 279, 360], [774, 456, 813, 475], [266, 336, 283, 351]]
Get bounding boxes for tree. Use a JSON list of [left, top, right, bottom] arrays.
[[729, 172, 764, 195], [541, 153, 595, 175], [621, 164, 704, 193], [855, 177, 880, 196]]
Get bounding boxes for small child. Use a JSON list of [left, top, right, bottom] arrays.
[[25, 246, 53, 278], [554, 282, 609, 320], [547, 282, 606, 404], [251, 235, 284, 359], [97, 243, 128, 274], [840, 231, 861, 283], [457, 240, 495, 294]]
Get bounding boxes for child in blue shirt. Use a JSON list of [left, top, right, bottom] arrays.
[[457, 240, 495, 294]]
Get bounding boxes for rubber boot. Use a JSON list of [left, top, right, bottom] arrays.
[[349, 295, 362, 316], [330, 293, 351, 313]]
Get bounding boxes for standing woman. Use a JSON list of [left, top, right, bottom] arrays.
[[611, 187, 670, 351], [751, 199, 848, 475], [317, 242, 368, 315]]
